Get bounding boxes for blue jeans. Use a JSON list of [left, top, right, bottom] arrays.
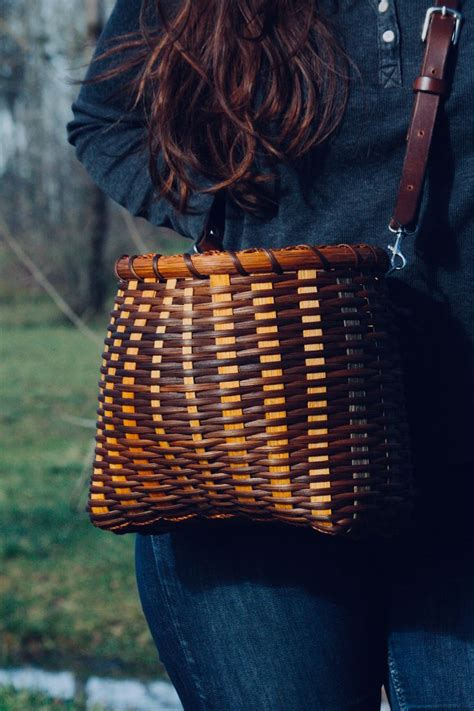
[[134, 516, 473, 711]]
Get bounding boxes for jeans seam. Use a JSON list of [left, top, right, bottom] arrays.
[[149, 536, 209, 711], [387, 643, 409, 711]]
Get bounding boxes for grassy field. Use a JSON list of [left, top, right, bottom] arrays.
[[0, 685, 105, 711], [0, 290, 164, 680]]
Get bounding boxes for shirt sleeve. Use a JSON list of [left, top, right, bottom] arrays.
[[66, 0, 213, 238]]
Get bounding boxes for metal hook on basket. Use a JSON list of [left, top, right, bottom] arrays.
[[387, 227, 408, 273]]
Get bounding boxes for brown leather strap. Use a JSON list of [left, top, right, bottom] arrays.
[[389, 0, 462, 232]]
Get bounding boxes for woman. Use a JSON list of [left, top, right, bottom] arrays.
[[67, 1, 473, 709]]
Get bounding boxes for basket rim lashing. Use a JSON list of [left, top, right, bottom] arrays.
[[114, 243, 390, 282]]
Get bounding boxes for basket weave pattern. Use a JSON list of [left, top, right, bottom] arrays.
[[89, 244, 413, 537]]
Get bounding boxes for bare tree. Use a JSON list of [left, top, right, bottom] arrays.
[[84, 0, 108, 314], [86, 0, 106, 41]]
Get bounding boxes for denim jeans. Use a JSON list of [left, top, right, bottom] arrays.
[[134, 515, 473, 711]]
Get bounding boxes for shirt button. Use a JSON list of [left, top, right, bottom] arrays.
[[378, 0, 389, 12], [382, 29, 395, 43]]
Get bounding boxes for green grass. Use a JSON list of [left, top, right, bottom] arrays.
[[0, 685, 105, 711], [0, 292, 164, 679]]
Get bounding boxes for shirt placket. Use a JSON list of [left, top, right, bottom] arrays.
[[371, 0, 402, 88]]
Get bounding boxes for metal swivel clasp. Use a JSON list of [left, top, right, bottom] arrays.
[[387, 227, 408, 273]]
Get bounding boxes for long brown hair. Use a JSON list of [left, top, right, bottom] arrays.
[[90, 0, 350, 217]]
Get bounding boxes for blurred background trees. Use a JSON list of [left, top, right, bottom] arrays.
[[0, 0, 187, 315], [84, 0, 107, 313]]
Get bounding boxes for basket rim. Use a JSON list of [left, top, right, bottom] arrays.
[[115, 242, 389, 282]]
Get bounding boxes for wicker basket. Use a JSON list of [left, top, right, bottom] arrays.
[[88, 242, 414, 538]]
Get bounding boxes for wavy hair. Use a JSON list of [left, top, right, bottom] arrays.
[[88, 0, 350, 217]]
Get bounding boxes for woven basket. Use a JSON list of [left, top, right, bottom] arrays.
[[89, 242, 414, 538]]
